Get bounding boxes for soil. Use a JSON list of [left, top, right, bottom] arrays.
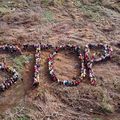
[[0, 0, 120, 120]]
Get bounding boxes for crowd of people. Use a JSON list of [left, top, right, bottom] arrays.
[[0, 43, 112, 92], [48, 44, 84, 86], [23, 43, 53, 87], [48, 43, 112, 86], [0, 63, 19, 92], [0, 44, 21, 92], [84, 43, 113, 85]]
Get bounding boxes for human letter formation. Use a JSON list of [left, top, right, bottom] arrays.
[[0, 43, 113, 92]]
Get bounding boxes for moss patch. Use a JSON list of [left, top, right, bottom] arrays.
[[43, 10, 54, 22], [12, 55, 33, 74], [17, 115, 30, 120]]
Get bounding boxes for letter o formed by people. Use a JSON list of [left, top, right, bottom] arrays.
[[48, 44, 85, 86]]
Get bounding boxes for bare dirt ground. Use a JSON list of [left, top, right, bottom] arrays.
[[0, 0, 120, 120]]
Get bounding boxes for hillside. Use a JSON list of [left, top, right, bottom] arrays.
[[0, 0, 120, 120]]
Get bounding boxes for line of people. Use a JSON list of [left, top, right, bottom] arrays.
[[0, 63, 19, 92], [23, 43, 53, 51], [0, 44, 22, 55], [33, 45, 41, 87]]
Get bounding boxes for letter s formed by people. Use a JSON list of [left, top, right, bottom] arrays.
[[0, 45, 22, 92]]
